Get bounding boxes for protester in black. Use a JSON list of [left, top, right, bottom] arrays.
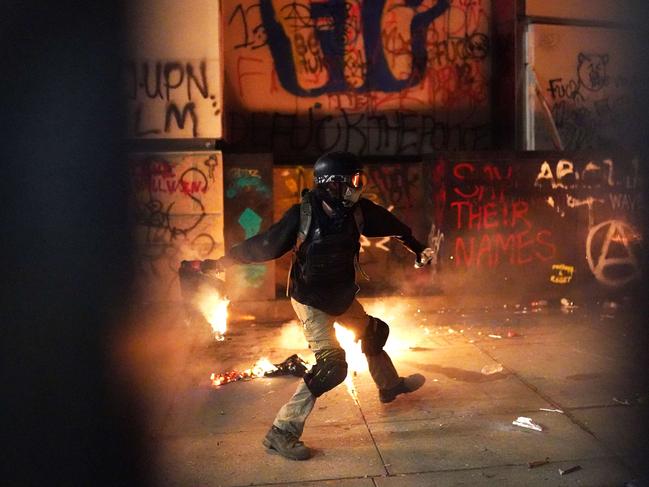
[[204, 151, 433, 460]]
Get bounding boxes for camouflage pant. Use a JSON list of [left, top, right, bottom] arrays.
[[272, 298, 401, 438]]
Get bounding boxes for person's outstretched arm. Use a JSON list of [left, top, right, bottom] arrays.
[[358, 198, 434, 267], [201, 204, 300, 271]]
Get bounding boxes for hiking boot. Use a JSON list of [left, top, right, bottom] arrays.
[[262, 426, 311, 460], [379, 373, 426, 403]]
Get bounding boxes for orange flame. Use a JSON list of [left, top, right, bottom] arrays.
[[196, 290, 229, 341], [333, 322, 366, 402], [209, 357, 278, 387], [333, 322, 367, 373]]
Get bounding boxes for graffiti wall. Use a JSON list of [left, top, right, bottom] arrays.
[[529, 24, 642, 151], [130, 152, 225, 301], [125, 0, 223, 138], [432, 152, 645, 297], [223, 154, 275, 300], [270, 153, 645, 299], [223, 0, 492, 155]]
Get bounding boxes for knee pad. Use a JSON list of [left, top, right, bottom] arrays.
[[303, 348, 348, 397], [361, 317, 389, 356]]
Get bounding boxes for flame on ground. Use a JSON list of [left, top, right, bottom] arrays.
[[210, 357, 277, 386], [196, 289, 230, 341], [210, 299, 432, 397]]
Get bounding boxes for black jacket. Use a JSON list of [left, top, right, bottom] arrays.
[[227, 194, 425, 315]]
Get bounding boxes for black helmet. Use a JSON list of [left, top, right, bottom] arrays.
[[313, 151, 365, 208], [314, 151, 363, 186]]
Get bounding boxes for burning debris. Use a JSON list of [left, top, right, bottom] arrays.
[[210, 354, 309, 387]]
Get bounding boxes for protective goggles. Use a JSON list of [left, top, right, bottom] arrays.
[[314, 171, 365, 188]]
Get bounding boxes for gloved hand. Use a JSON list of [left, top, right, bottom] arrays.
[[414, 247, 435, 269]]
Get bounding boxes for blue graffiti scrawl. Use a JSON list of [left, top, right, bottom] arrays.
[[259, 0, 450, 96], [238, 207, 263, 239]]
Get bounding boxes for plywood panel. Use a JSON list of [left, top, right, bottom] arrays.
[[130, 151, 225, 302], [125, 0, 223, 138], [528, 24, 642, 151], [223, 0, 492, 155], [526, 0, 636, 23], [223, 154, 275, 300]]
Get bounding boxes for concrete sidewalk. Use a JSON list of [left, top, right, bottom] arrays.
[[124, 298, 649, 486]]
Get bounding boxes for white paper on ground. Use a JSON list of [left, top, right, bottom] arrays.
[[512, 416, 543, 431]]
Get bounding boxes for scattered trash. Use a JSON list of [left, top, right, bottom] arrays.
[[210, 354, 308, 387], [481, 363, 504, 375], [560, 298, 578, 313], [506, 329, 520, 338], [264, 354, 308, 377], [528, 457, 550, 469], [531, 300, 548, 312], [539, 408, 564, 414], [512, 416, 543, 432], [488, 334, 502, 339], [613, 397, 632, 406], [558, 465, 582, 475]]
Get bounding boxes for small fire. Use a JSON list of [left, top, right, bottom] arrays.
[[333, 322, 367, 373], [210, 357, 277, 386], [333, 322, 365, 402], [251, 357, 279, 377], [209, 355, 308, 387], [196, 290, 230, 341]]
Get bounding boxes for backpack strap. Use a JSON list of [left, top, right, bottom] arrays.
[[352, 204, 369, 281], [287, 191, 312, 296], [296, 191, 312, 247]]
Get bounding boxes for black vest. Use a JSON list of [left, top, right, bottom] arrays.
[[289, 192, 364, 315], [295, 203, 360, 286]]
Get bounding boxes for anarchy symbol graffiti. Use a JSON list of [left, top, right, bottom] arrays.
[[586, 220, 640, 287]]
